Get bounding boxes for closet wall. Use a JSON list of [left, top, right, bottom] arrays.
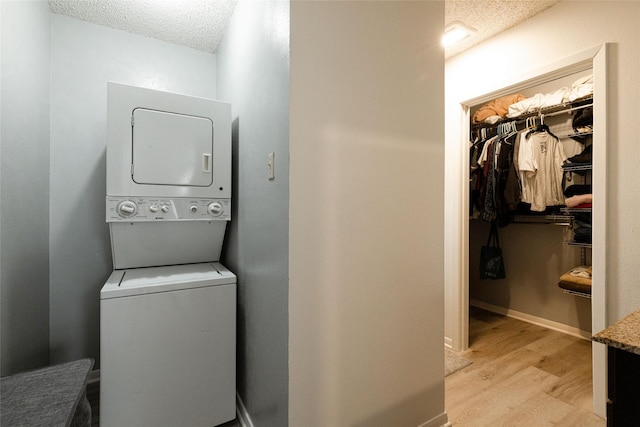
[[468, 72, 593, 335]]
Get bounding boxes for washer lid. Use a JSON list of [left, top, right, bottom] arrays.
[[101, 262, 236, 299]]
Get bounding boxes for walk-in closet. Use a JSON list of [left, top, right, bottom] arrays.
[[468, 70, 594, 337], [446, 44, 609, 417]]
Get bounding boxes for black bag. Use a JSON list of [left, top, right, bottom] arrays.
[[480, 223, 506, 280]]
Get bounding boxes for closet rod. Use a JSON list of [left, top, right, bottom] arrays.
[[541, 102, 593, 119]]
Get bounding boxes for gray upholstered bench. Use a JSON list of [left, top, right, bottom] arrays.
[[1, 359, 93, 427]]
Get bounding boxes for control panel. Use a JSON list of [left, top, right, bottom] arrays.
[[107, 197, 230, 222]]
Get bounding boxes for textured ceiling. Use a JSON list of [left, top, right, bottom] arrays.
[[48, 0, 560, 57], [445, 0, 561, 58], [48, 0, 237, 53]]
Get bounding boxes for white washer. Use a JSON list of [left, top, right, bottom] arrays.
[[100, 263, 236, 427]]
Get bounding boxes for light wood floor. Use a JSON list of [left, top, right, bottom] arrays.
[[445, 307, 606, 426]]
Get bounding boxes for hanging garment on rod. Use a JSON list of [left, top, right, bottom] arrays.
[[518, 129, 566, 212], [471, 129, 516, 225], [470, 95, 593, 223], [504, 131, 524, 212]]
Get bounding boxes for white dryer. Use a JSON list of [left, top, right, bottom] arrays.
[[105, 82, 232, 270], [100, 83, 236, 427]]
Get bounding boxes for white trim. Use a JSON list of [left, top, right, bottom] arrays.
[[416, 412, 450, 427], [470, 299, 592, 340], [444, 336, 452, 349], [236, 392, 254, 427], [447, 102, 471, 353], [590, 42, 609, 419]]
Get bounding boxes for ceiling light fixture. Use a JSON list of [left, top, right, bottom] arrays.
[[442, 21, 477, 48]]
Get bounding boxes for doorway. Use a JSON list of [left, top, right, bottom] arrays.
[[445, 43, 609, 418]]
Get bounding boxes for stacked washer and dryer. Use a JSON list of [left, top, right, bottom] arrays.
[[100, 83, 236, 427]]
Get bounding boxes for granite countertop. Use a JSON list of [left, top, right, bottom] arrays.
[[593, 310, 640, 355]]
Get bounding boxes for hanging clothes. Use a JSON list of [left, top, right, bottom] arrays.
[[470, 128, 516, 226], [470, 130, 497, 219], [518, 129, 566, 212], [494, 131, 516, 225], [503, 131, 523, 211], [470, 90, 595, 224], [481, 140, 498, 222]]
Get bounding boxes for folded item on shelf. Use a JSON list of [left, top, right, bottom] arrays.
[[565, 74, 594, 103], [568, 265, 592, 279], [507, 94, 545, 118], [573, 203, 592, 209], [473, 93, 527, 123], [565, 193, 593, 208], [558, 265, 592, 295], [483, 115, 502, 124], [573, 212, 592, 226], [564, 184, 592, 197], [506, 75, 593, 118], [574, 226, 592, 243], [573, 106, 593, 132], [567, 144, 592, 164]]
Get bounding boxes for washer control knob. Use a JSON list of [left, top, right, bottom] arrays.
[[149, 204, 159, 213], [117, 200, 138, 218], [160, 205, 170, 213], [208, 202, 223, 217], [190, 205, 198, 213]]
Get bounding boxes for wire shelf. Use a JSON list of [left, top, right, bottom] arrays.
[[562, 164, 592, 172], [564, 241, 592, 248], [561, 289, 592, 299]]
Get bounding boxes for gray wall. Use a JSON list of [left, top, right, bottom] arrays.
[[216, 1, 290, 426], [48, 14, 216, 365], [0, 0, 51, 376]]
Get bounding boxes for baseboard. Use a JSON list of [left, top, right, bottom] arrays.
[[236, 392, 254, 427], [444, 336, 452, 349], [417, 412, 450, 427], [470, 299, 592, 340], [234, 393, 447, 427]]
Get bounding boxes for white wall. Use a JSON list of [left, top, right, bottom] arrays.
[[216, 1, 290, 426], [290, 2, 446, 426], [49, 14, 216, 364], [445, 1, 640, 341], [0, 0, 51, 376]]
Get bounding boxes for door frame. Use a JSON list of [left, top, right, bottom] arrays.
[[446, 43, 609, 418]]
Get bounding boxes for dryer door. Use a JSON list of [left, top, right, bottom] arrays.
[[132, 108, 213, 187]]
